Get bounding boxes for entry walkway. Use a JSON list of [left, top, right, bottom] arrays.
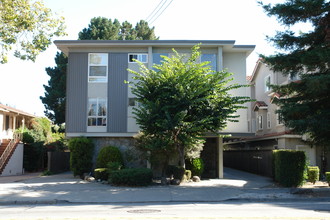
[[0, 168, 328, 205]]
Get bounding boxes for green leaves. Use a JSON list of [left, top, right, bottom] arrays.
[[0, 0, 66, 63], [129, 44, 251, 166], [260, 0, 330, 145]]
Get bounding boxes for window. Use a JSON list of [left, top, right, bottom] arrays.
[[88, 53, 108, 82], [128, 54, 148, 63], [277, 111, 284, 125], [258, 115, 263, 130], [87, 98, 107, 126], [128, 98, 136, 107], [201, 54, 217, 71], [267, 112, 271, 129], [264, 75, 271, 92], [152, 53, 168, 65]]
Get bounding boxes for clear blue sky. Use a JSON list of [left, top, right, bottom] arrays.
[[0, 0, 311, 117]]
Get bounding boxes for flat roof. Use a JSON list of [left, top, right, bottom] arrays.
[[54, 40, 255, 56]]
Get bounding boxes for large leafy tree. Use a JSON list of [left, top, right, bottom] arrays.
[[130, 45, 250, 175], [0, 0, 66, 63], [41, 17, 158, 125], [259, 0, 330, 145]]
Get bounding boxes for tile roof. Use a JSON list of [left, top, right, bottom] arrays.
[[253, 101, 268, 111]]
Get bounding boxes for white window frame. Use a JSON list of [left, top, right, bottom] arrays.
[[258, 115, 263, 130], [264, 75, 271, 92], [88, 53, 108, 83], [87, 98, 107, 127], [276, 109, 284, 126], [128, 54, 148, 63], [267, 112, 271, 129]]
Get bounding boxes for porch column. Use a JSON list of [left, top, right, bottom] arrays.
[[13, 116, 16, 131], [217, 136, 224, 178]]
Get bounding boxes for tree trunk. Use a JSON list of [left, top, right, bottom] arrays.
[[178, 145, 185, 168]]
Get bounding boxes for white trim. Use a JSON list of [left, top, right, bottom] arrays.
[[264, 74, 271, 92], [88, 53, 108, 83], [267, 112, 271, 129]]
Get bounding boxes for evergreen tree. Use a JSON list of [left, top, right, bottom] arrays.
[[259, 0, 330, 145], [41, 17, 158, 125], [40, 52, 67, 125]]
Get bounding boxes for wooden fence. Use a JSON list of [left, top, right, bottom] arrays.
[[224, 150, 273, 177]]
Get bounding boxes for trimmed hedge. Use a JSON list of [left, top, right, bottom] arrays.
[[109, 168, 153, 186], [273, 150, 306, 187], [166, 165, 185, 181], [326, 172, 330, 186], [68, 137, 94, 177], [307, 166, 319, 184], [94, 168, 108, 181], [96, 145, 124, 168]]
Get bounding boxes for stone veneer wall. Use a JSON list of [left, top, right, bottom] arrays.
[[91, 137, 147, 169]]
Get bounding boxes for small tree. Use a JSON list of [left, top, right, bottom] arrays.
[[130, 45, 250, 175], [68, 137, 94, 178]]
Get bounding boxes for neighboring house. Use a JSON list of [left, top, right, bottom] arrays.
[[0, 103, 35, 176], [225, 59, 330, 174], [54, 40, 255, 178]]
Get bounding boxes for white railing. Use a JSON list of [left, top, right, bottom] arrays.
[[0, 132, 22, 172]]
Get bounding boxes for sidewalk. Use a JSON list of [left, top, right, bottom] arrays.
[[0, 168, 329, 205]]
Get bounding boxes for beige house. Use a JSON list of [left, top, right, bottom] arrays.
[[0, 103, 35, 176], [225, 59, 330, 173]]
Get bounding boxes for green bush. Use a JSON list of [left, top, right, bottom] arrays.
[[68, 137, 94, 178], [186, 158, 204, 177], [23, 142, 44, 172], [273, 150, 306, 187], [307, 166, 319, 184], [96, 145, 124, 168], [166, 165, 185, 181], [109, 168, 153, 186], [94, 168, 109, 181], [325, 172, 330, 186]]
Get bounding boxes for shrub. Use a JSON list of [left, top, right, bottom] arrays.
[[186, 158, 204, 177], [96, 146, 124, 168], [94, 168, 109, 181], [273, 150, 306, 187], [325, 172, 330, 186], [166, 165, 185, 181], [23, 142, 44, 172], [307, 166, 319, 184], [185, 170, 192, 180], [109, 168, 153, 186], [68, 137, 94, 178]]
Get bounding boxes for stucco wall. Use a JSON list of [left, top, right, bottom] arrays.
[[1, 143, 23, 176]]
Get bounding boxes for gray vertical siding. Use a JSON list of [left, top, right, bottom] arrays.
[[108, 53, 128, 132], [66, 53, 88, 133]]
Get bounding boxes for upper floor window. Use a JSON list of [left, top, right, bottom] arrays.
[[153, 53, 168, 65], [276, 109, 284, 125], [267, 112, 271, 129], [264, 75, 271, 92], [129, 54, 148, 63], [88, 53, 108, 83], [87, 98, 107, 126], [201, 54, 217, 71]]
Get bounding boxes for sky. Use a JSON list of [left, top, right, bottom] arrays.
[[0, 0, 312, 117]]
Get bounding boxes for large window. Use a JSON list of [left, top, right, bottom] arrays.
[[88, 53, 108, 82], [87, 98, 107, 126], [128, 54, 148, 63], [201, 54, 217, 71]]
